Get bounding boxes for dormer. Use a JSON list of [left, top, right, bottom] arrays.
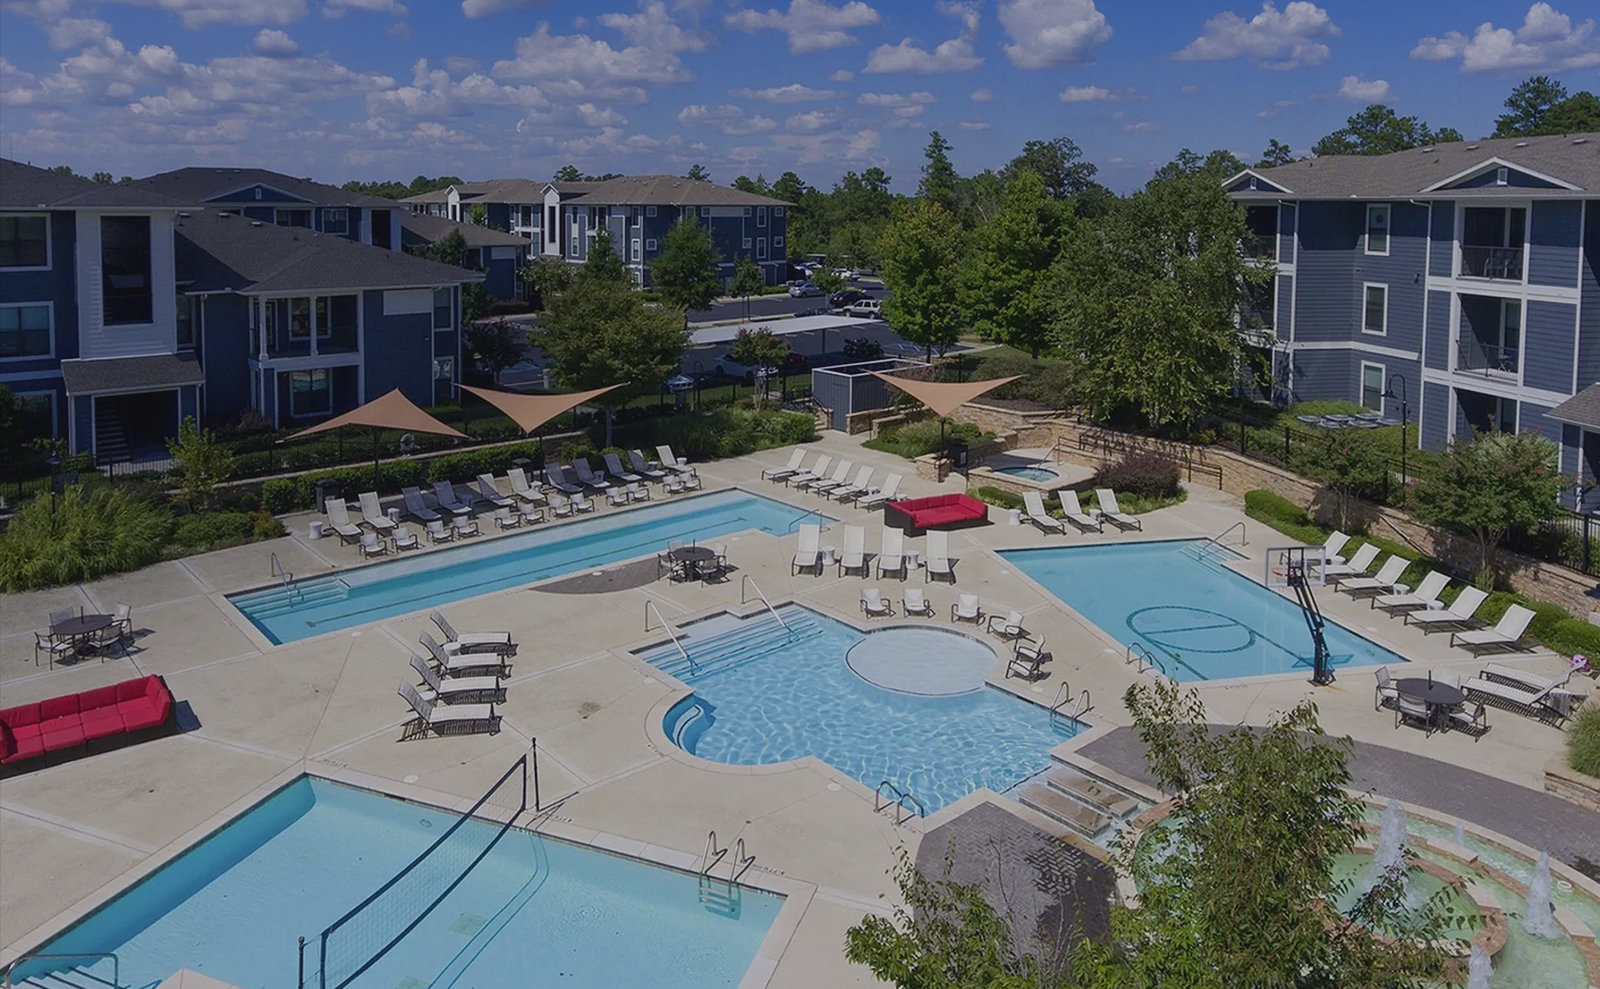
[[1223, 169, 1292, 195], [1421, 157, 1580, 194], [203, 184, 316, 205]]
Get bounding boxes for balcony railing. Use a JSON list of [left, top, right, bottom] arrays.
[[1460, 244, 1524, 281], [1457, 339, 1519, 377]]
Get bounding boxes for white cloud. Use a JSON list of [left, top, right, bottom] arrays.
[[677, 103, 777, 134], [1057, 84, 1141, 102], [829, 68, 854, 81], [44, 17, 112, 50], [491, 21, 696, 100], [599, 1, 713, 53], [1175, 2, 1339, 69], [1180, 83, 1200, 93], [845, 127, 879, 158], [1410, 3, 1600, 74], [958, 118, 990, 129], [970, 87, 996, 101], [462, 0, 549, 17], [857, 90, 934, 106], [1122, 120, 1158, 132], [322, 0, 406, 18], [785, 108, 842, 131], [997, 0, 1111, 69], [1256, 98, 1297, 118], [250, 28, 300, 56], [444, 55, 480, 73], [1336, 75, 1391, 102], [863, 0, 983, 73], [116, 0, 311, 29], [725, 0, 882, 54], [730, 82, 842, 101]]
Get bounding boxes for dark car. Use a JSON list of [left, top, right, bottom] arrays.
[[829, 289, 873, 309]]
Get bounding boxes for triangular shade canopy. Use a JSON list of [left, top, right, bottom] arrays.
[[869, 372, 1021, 418], [288, 388, 467, 440], [459, 383, 624, 435]]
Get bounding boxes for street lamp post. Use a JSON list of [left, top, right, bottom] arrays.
[[47, 453, 60, 529], [1381, 374, 1409, 499]]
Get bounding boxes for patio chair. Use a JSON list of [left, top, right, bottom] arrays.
[[1447, 700, 1489, 739], [409, 652, 502, 704], [925, 529, 954, 583], [1322, 531, 1352, 566], [1395, 693, 1435, 735], [1322, 543, 1381, 581], [1431, 669, 1462, 689], [663, 474, 685, 495], [432, 610, 513, 655], [606, 486, 629, 507], [398, 681, 498, 738], [1373, 666, 1399, 710], [358, 491, 396, 533], [903, 588, 935, 616], [544, 465, 582, 495], [493, 507, 523, 530], [831, 465, 875, 503], [802, 459, 852, 495], [452, 514, 480, 538], [507, 467, 546, 507], [518, 503, 545, 525], [425, 519, 455, 543], [34, 631, 74, 668], [323, 498, 363, 544], [48, 607, 78, 627], [572, 457, 610, 492], [626, 482, 650, 502], [569, 491, 596, 514], [792, 523, 821, 575], [358, 532, 389, 558], [861, 588, 893, 618], [1057, 490, 1102, 532], [786, 454, 831, 490], [1373, 571, 1449, 613], [656, 445, 696, 477], [628, 449, 667, 482], [1450, 605, 1536, 656], [603, 451, 643, 484], [951, 594, 983, 625], [679, 470, 702, 491], [1335, 555, 1409, 596], [857, 473, 902, 509], [474, 474, 515, 510], [88, 603, 132, 656], [987, 609, 1026, 641], [1023, 491, 1063, 534], [1405, 586, 1489, 633], [402, 487, 441, 523], [1008, 636, 1048, 680], [419, 634, 509, 677], [432, 481, 474, 517], [839, 525, 867, 577], [1480, 662, 1577, 696], [1094, 489, 1142, 531], [760, 447, 808, 482], [1464, 676, 1578, 723], [392, 525, 419, 551], [548, 494, 574, 518], [876, 526, 907, 580]]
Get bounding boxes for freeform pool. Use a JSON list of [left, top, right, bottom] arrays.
[[1001, 540, 1407, 681], [642, 606, 1079, 813], [231, 489, 819, 643], [24, 777, 781, 988]]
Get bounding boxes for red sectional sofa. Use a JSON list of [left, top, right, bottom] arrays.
[[0, 675, 172, 765], [885, 493, 989, 533]]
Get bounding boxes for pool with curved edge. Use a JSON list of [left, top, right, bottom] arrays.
[[994, 465, 1061, 483]]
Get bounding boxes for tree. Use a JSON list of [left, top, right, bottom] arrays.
[[959, 171, 1073, 358], [1313, 105, 1461, 157], [879, 199, 965, 360], [1151, 148, 1245, 184], [1003, 137, 1099, 201], [1542, 91, 1600, 134], [579, 228, 627, 286], [731, 255, 765, 321], [464, 320, 526, 385], [48, 165, 76, 176], [1257, 139, 1296, 167], [553, 164, 583, 182], [809, 267, 846, 294], [1297, 427, 1390, 531], [1050, 170, 1270, 430], [726, 327, 790, 408], [166, 416, 234, 511], [521, 255, 575, 308], [686, 163, 711, 182], [467, 203, 487, 226], [1410, 429, 1566, 583], [416, 228, 473, 268], [918, 131, 960, 213], [733, 174, 772, 195], [461, 282, 492, 325], [91, 171, 113, 185], [651, 217, 722, 318], [1494, 76, 1568, 137]]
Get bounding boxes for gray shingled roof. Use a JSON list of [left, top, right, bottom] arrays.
[[175, 210, 481, 294], [126, 167, 396, 209], [400, 212, 531, 249], [399, 178, 551, 205], [1233, 131, 1599, 200], [60, 354, 204, 395], [1548, 383, 1600, 430], [568, 175, 790, 207], [0, 158, 181, 209]]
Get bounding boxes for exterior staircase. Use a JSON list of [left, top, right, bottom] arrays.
[[92, 399, 130, 463], [1016, 761, 1145, 839]]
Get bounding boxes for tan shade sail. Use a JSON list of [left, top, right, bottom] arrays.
[[459, 383, 624, 435], [287, 388, 467, 440], [869, 372, 1021, 418]]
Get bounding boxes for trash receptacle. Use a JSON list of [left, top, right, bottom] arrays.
[[946, 438, 969, 471], [314, 478, 342, 512], [1008, 508, 1022, 527]]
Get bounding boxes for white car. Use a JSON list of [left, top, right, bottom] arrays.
[[843, 299, 883, 319], [788, 282, 823, 298], [715, 357, 778, 381]]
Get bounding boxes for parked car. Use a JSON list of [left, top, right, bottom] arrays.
[[843, 299, 883, 319], [843, 337, 883, 358], [829, 289, 873, 309], [795, 306, 831, 317], [714, 356, 780, 381], [788, 282, 823, 298]]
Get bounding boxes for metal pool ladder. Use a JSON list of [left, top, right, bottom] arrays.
[[1192, 522, 1247, 560], [739, 575, 790, 634], [874, 781, 925, 825], [644, 601, 693, 675], [700, 831, 756, 882], [1125, 642, 1168, 680], [271, 551, 297, 598], [1050, 682, 1091, 729]]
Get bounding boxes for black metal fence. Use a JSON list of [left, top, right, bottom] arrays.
[[1503, 511, 1600, 577]]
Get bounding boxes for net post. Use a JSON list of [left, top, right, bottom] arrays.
[[297, 936, 305, 989], [531, 740, 541, 812]]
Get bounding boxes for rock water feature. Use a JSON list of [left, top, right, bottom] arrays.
[[1523, 851, 1561, 939]]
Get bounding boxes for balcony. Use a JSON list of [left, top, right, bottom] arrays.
[[1460, 244, 1524, 281], [1457, 338, 1519, 378]]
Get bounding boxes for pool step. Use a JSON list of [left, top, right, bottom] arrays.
[[1042, 767, 1140, 819], [15, 966, 125, 989], [230, 576, 349, 619], [1017, 784, 1112, 837], [652, 615, 822, 681], [699, 876, 742, 918]]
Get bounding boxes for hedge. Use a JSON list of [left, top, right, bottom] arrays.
[[970, 486, 1024, 511], [1569, 704, 1600, 778], [263, 441, 546, 512]]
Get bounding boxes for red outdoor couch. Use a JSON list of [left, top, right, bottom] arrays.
[[885, 493, 989, 533], [0, 675, 173, 765]]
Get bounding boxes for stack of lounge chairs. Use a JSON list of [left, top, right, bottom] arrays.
[[399, 611, 515, 738], [1464, 661, 1586, 724]]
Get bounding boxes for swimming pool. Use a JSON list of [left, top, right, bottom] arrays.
[[995, 465, 1061, 483], [23, 777, 781, 988], [231, 489, 818, 644], [1001, 540, 1407, 681], [641, 606, 1079, 814]]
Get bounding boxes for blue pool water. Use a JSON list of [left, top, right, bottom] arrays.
[[232, 489, 817, 644], [995, 465, 1060, 483], [1001, 540, 1407, 681], [641, 607, 1078, 814], [27, 777, 781, 989]]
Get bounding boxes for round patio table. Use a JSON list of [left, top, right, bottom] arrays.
[[51, 614, 113, 652], [669, 545, 717, 580], [1394, 677, 1464, 711]]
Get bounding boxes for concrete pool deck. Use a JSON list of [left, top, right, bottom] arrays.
[[2, 429, 1591, 984]]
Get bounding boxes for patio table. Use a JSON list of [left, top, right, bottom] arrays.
[[669, 545, 718, 581], [50, 613, 114, 653], [1395, 677, 1464, 726]]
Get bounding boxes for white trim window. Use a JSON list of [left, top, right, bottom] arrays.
[[1362, 283, 1387, 335], [774, 206, 784, 216], [646, 205, 657, 217], [0, 214, 50, 269], [321, 208, 349, 235], [631, 238, 641, 261], [701, 207, 711, 218], [756, 237, 767, 260], [1360, 362, 1385, 411], [645, 238, 657, 251], [432, 356, 455, 381], [756, 208, 766, 227], [289, 368, 331, 417], [742, 237, 752, 249], [0, 302, 52, 359], [743, 207, 752, 217], [275, 208, 312, 228], [1365, 204, 1390, 256], [774, 235, 784, 248], [432, 288, 452, 330]]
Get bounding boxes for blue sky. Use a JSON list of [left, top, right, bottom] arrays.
[[2, 1, 1598, 192]]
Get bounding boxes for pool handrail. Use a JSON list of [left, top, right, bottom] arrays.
[[874, 780, 926, 825], [785, 504, 828, 533], [1049, 682, 1091, 728], [1125, 642, 1169, 680], [1, 951, 119, 988], [644, 601, 693, 674], [739, 575, 790, 634]]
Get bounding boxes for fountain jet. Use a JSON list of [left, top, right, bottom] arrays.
[[1524, 851, 1562, 939]]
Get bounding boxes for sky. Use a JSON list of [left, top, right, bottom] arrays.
[[1, 1, 1598, 193]]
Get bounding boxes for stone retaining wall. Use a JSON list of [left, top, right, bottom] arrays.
[[1545, 755, 1600, 813], [947, 402, 1061, 448]]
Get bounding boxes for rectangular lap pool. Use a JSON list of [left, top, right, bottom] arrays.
[[23, 777, 782, 989], [231, 489, 818, 644], [1001, 540, 1407, 681]]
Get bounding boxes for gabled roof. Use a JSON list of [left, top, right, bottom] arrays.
[[1548, 383, 1600, 430], [399, 178, 550, 205], [1232, 132, 1600, 201], [61, 354, 205, 396], [0, 158, 181, 209], [400, 213, 530, 249], [174, 209, 481, 294], [568, 175, 790, 207], [126, 167, 397, 209]]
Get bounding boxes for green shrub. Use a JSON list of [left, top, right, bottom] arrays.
[[607, 408, 814, 461], [1542, 618, 1600, 659], [1243, 489, 1309, 527], [171, 511, 256, 548], [0, 487, 173, 591], [1115, 489, 1189, 514], [1092, 451, 1181, 499], [863, 418, 987, 460], [1569, 703, 1600, 777], [252, 511, 286, 540], [970, 486, 1024, 510], [262, 478, 298, 515]]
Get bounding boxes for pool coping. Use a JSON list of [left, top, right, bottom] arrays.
[[1, 759, 818, 989]]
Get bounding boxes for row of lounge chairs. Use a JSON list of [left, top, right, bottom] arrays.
[[762, 449, 902, 509], [791, 523, 955, 581], [1377, 661, 1586, 729], [1022, 490, 1141, 534], [857, 590, 1049, 679], [397, 612, 515, 738]]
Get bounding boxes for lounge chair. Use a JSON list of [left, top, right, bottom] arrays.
[[358, 491, 396, 533], [792, 523, 821, 575], [493, 507, 523, 529], [398, 681, 498, 738], [951, 593, 982, 624], [507, 467, 546, 507], [831, 465, 875, 503], [876, 526, 907, 580], [1057, 490, 1102, 532], [1023, 491, 1064, 534], [425, 519, 455, 543], [1480, 662, 1577, 696], [409, 652, 502, 704], [626, 482, 650, 502], [1321, 531, 1352, 566], [1395, 693, 1435, 735], [432, 481, 474, 517], [656, 445, 696, 477], [804, 459, 853, 495], [549, 494, 574, 518], [606, 486, 629, 507], [1451, 605, 1536, 656], [987, 609, 1026, 640], [1095, 489, 1142, 531], [1463, 676, 1576, 723], [839, 525, 867, 577], [419, 632, 509, 677], [569, 491, 595, 513], [452, 514, 480, 538], [1373, 666, 1398, 710], [392, 525, 419, 550], [903, 588, 935, 616], [925, 529, 954, 583], [603, 451, 644, 484], [760, 447, 808, 481], [432, 610, 513, 655], [786, 454, 831, 490], [1322, 543, 1380, 581], [544, 465, 582, 495], [358, 533, 389, 558], [1374, 571, 1449, 613], [857, 473, 902, 509], [572, 457, 610, 492], [1406, 587, 1489, 633], [402, 486, 441, 523], [474, 474, 515, 510], [1335, 555, 1409, 596], [1447, 700, 1489, 739], [861, 588, 893, 618], [628, 449, 667, 482], [323, 498, 363, 544], [1007, 638, 1048, 680]]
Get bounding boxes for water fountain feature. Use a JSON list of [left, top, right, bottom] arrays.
[[1455, 821, 1467, 848], [1363, 800, 1411, 901], [1465, 944, 1492, 989], [1523, 852, 1562, 939]]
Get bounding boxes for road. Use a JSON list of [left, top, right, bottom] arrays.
[[692, 281, 887, 324]]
